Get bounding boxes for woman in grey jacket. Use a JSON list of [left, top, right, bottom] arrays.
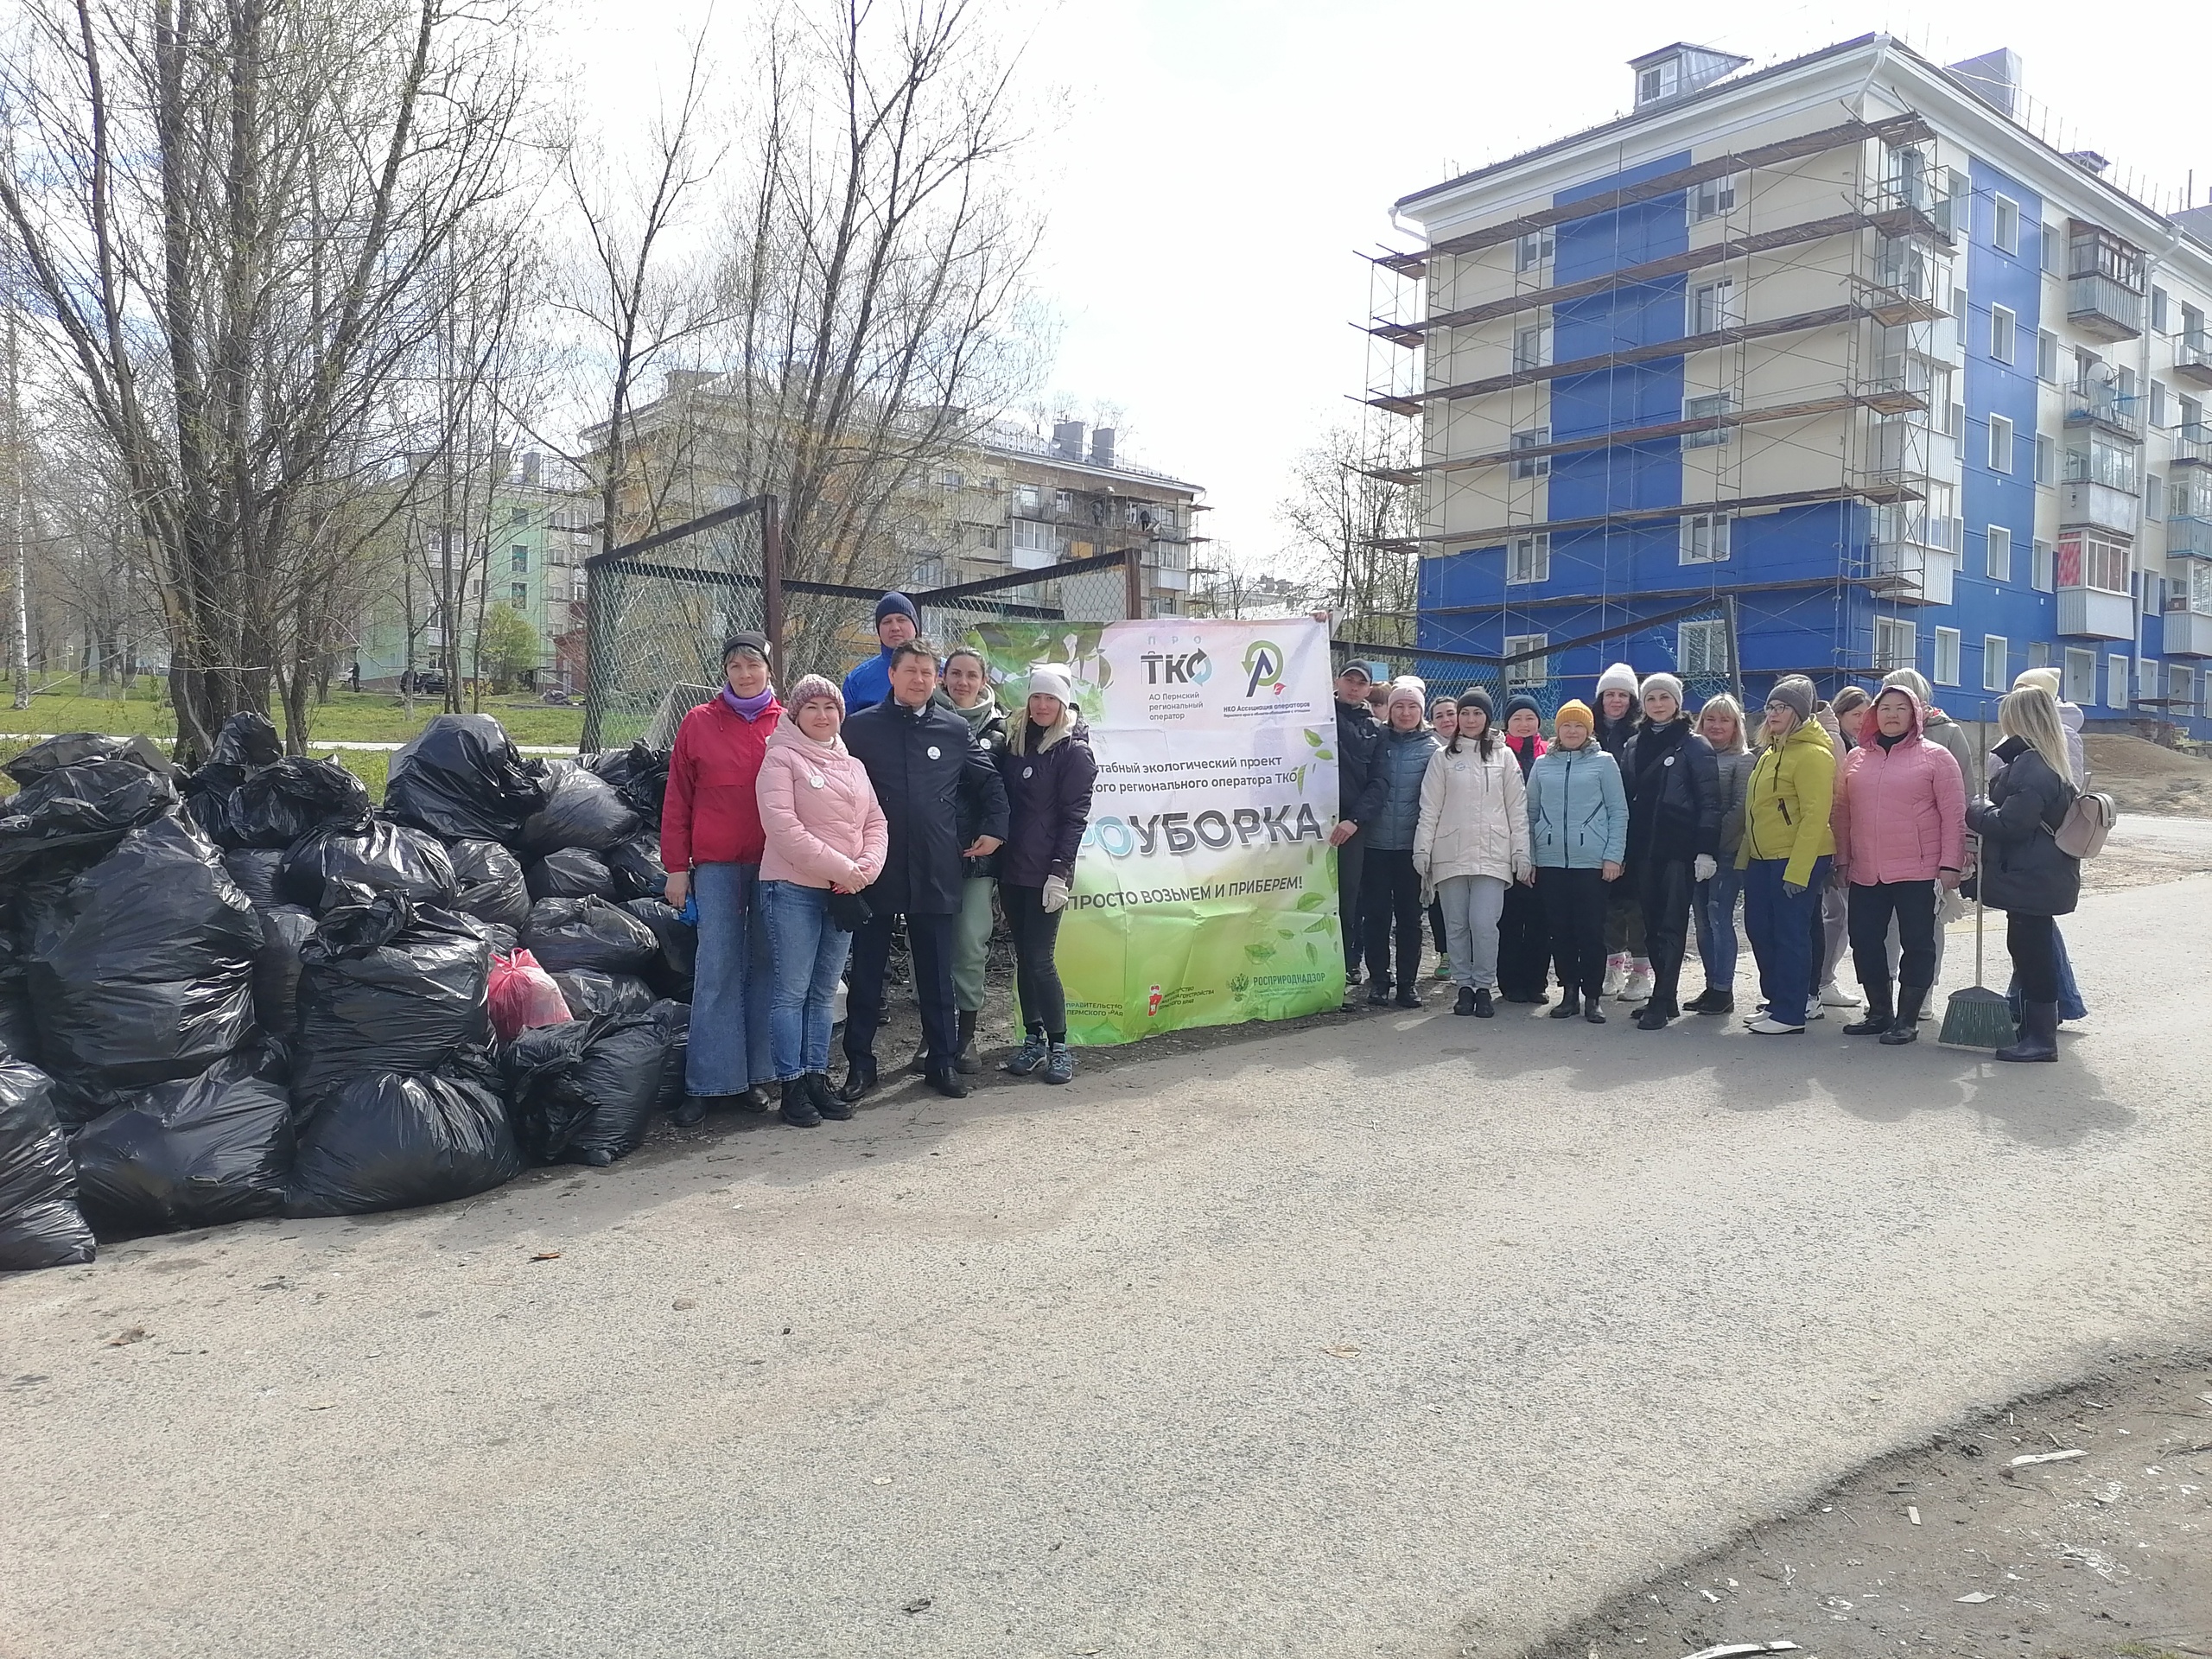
[[1362, 679, 1441, 1007], [1688, 694, 1753, 1014]]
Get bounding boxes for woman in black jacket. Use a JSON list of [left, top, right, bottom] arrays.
[[995, 664, 1097, 1085], [1967, 685, 2081, 1063], [1620, 671, 1720, 1029]]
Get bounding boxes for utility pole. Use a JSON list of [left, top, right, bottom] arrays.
[[8, 296, 29, 710]]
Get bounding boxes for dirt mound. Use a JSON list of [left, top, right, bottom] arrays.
[[2083, 733, 2212, 816]]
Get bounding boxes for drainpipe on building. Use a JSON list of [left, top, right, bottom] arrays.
[[2138, 227, 2185, 723]]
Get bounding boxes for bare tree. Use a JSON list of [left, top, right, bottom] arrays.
[[1276, 422, 1421, 649], [0, 0, 536, 760]]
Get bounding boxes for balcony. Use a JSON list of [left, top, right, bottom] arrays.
[[1147, 564, 1191, 593], [2164, 607, 2212, 658], [2059, 478, 2141, 535], [1873, 541, 1955, 606], [2171, 515, 2212, 559], [1874, 170, 1957, 247], [2175, 336, 2212, 391], [2174, 422, 2212, 469], [2063, 387, 2143, 442], [2058, 586, 2134, 639], [2067, 273, 2144, 341]]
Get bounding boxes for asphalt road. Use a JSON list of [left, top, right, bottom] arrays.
[[6, 853, 2211, 1659]]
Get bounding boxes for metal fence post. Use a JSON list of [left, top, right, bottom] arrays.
[[1122, 544, 1142, 620], [761, 494, 785, 688]]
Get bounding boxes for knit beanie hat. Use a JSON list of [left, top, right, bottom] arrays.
[[1386, 677, 1427, 710], [1769, 675, 1815, 722], [1025, 663, 1076, 707], [1596, 661, 1640, 700], [2012, 666, 2062, 698], [1458, 685, 1494, 715], [1554, 698, 1594, 732], [1639, 671, 1685, 708], [1503, 691, 1541, 722], [875, 591, 919, 628], [786, 674, 845, 715]]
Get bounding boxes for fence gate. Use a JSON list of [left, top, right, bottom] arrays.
[[582, 497, 1146, 750]]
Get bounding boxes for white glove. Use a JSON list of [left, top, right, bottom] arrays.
[[1041, 874, 1071, 912], [1694, 854, 1717, 882]]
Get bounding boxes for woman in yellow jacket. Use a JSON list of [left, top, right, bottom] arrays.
[[1736, 675, 1836, 1034]]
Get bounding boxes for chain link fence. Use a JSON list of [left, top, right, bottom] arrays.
[[582, 499, 1142, 748]]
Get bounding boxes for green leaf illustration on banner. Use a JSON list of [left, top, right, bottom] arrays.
[[1313, 747, 1332, 760], [1303, 728, 1324, 747], [1304, 942, 1317, 963], [1244, 943, 1276, 961], [1294, 889, 1326, 911]]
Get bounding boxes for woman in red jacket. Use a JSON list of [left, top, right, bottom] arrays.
[[661, 632, 784, 1122], [1828, 684, 1966, 1043]]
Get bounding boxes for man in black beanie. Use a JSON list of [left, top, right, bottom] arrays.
[[841, 592, 921, 712]]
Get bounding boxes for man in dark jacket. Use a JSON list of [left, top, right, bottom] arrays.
[[1331, 662, 1389, 986], [841, 592, 920, 713], [840, 639, 1010, 1100]]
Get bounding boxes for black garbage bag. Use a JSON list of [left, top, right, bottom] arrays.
[[603, 832, 668, 901], [584, 741, 673, 830], [7, 730, 175, 786], [479, 922, 519, 956], [519, 760, 639, 855], [503, 1013, 667, 1165], [383, 714, 550, 845], [647, 998, 690, 1111], [251, 905, 317, 1037], [70, 1046, 294, 1237], [551, 969, 655, 1020], [523, 896, 659, 976], [213, 757, 372, 851], [0, 745, 181, 879], [621, 897, 696, 999], [181, 713, 284, 835], [0, 1058, 97, 1270], [291, 895, 491, 1106], [0, 922, 36, 1063], [281, 817, 458, 912], [222, 847, 287, 908], [447, 838, 531, 931], [525, 846, 613, 902], [22, 813, 261, 1103], [283, 1049, 524, 1217]]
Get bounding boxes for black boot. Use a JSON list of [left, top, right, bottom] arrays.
[[1366, 982, 1393, 1007], [925, 1066, 969, 1099], [1549, 988, 1581, 1020], [1843, 983, 1893, 1036], [670, 1096, 706, 1128], [1472, 988, 1493, 1018], [836, 1060, 877, 1105], [779, 1076, 823, 1128], [734, 1085, 772, 1113], [1994, 1000, 2059, 1063], [954, 1008, 982, 1075], [1453, 985, 1476, 1016], [808, 1071, 854, 1119], [1879, 985, 1927, 1046]]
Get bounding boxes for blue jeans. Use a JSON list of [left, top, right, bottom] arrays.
[[1692, 863, 1741, 990], [686, 861, 775, 1096], [1742, 855, 1830, 1026], [2009, 923, 2088, 1021], [760, 880, 854, 1078]]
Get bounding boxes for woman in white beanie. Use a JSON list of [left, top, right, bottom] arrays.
[[1592, 662, 1649, 998], [995, 664, 1096, 1084]]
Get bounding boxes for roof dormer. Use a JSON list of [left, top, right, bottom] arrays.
[[1630, 43, 1751, 108]]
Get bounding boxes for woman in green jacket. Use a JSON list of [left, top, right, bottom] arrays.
[[1737, 676, 1836, 1034]]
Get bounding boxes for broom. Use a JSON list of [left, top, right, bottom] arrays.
[[1940, 716, 2015, 1048]]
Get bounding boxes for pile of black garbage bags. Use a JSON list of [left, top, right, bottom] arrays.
[[0, 713, 691, 1274]]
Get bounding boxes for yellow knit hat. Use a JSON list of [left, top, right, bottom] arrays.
[[1554, 699, 1593, 731]]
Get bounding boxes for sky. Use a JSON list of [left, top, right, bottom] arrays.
[[560, 0, 2212, 572]]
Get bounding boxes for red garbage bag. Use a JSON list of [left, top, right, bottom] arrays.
[[488, 948, 572, 1044]]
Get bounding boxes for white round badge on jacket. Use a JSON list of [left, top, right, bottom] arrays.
[[1663, 755, 1675, 767], [927, 746, 941, 760], [808, 772, 823, 788], [1022, 766, 1033, 779]]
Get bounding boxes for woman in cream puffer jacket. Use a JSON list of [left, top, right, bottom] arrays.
[[1414, 696, 1531, 1014]]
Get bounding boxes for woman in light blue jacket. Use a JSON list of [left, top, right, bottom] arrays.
[[1527, 699, 1628, 1023]]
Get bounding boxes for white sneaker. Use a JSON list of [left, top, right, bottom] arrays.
[[1806, 1005, 1825, 1020], [1747, 1014, 1806, 1035], [1602, 955, 1628, 996], [1620, 966, 1655, 1003], [1819, 982, 1860, 1008]]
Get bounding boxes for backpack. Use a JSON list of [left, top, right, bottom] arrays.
[[2047, 791, 2117, 859]]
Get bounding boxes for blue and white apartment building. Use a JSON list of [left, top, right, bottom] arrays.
[[1376, 35, 2212, 737]]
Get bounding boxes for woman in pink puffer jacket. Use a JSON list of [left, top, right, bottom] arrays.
[[756, 675, 889, 1124], [1829, 684, 1966, 1043]]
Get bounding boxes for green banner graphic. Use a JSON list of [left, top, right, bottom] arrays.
[[962, 616, 1342, 1045]]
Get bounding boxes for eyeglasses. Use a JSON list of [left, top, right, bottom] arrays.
[[1764, 701, 1794, 714]]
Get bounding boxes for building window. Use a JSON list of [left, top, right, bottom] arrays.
[[1636, 59, 1679, 104], [1691, 175, 1737, 222], [509, 505, 529, 524], [1987, 413, 2014, 473], [2027, 641, 2051, 671], [1875, 617, 1916, 672], [1993, 194, 2019, 254], [2032, 538, 2054, 592], [1512, 321, 1551, 372], [1504, 633, 1549, 685], [1689, 278, 1740, 335], [1988, 304, 2016, 365], [1053, 489, 1073, 515], [2063, 646, 2095, 703], [1682, 391, 1733, 448], [2151, 380, 2170, 429], [1506, 534, 1550, 585], [2039, 223, 2059, 275], [1012, 518, 1055, 554], [1514, 228, 1555, 272], [1943, 397, 1963, 439], [510, 582, 528, 607], [1950, 282, 1967, 320], [1511, 427, 1551, 479], [2147, 473, 2164, 520], [2140, 657, 2162, 700], [2153, 287, 2171, 333], [1015, 484, 1042, 514], [1679, 618, 1730, 677], [2058, 531, 2130, 594], [2174, 664, 2196, 717], [1679, 512, 1731, 564], [2035, 433, 2055, 485], [511, 545, 528, 573], [1933, 627, 1961, 686], [2037, 329, 2058, 383], [571, 569, 588, 601], [1982, 635, 2009, 692], [2108, 654, 2131, 709], [940, 469, 963, 492], [1986, 524, 2012, 582]]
